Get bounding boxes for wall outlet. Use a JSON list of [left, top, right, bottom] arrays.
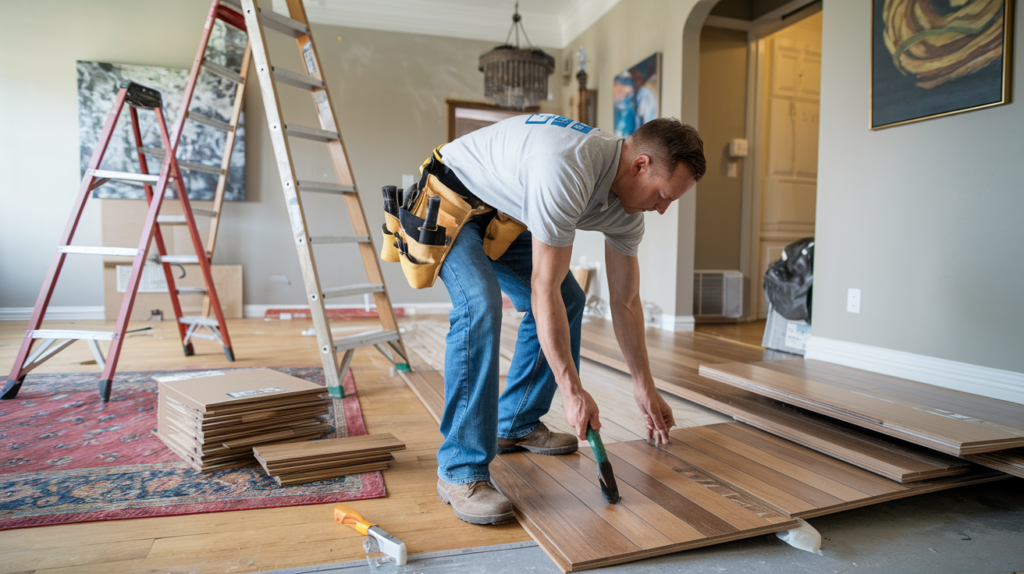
[[847, 288, 861, 314]]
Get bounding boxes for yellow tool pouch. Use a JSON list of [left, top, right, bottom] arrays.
[[381, 146, 526, 289]]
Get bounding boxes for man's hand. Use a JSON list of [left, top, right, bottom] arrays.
[[634, 384, 675, 444], [561, 386, 600, 441]]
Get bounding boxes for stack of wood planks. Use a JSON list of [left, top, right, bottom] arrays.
[[156, 368, 330, 471], [698, 361, 1024, 475], [253, 433, 406, 486]]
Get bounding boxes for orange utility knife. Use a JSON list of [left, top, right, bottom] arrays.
[[334, 505, 408, 566]]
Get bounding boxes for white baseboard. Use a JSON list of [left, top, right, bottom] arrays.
[[805, 336, 1024, 406], [659, 314, 695, 332], [0, 306, 106, 321], [243, 302, 453, 318]]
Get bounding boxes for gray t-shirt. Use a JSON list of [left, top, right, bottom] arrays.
[[440, 114, 645, 256]]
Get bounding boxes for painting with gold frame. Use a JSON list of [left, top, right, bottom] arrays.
[[871, 0, 1014, 130]]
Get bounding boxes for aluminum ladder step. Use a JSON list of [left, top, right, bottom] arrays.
[[159, 254, 200, 264], [29, 329, 115, 340], [296, 181, 355, 195], [157, 209, 219, 225], [309, 235, 370, 245], [273, 67, 324, 90], [322, 283, 384, 299], [179, 315, 221, 327], [202, 59, 244, 84], [188, 112, 233, 132], [89, 169, 159, 185], [333, 329, 400, 353], [137, 148, 225, 176], [286, 124, 340, 142], [58, 246, 139, 257]]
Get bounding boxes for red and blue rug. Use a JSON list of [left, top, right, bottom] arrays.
[[0, 367, 384, 530]]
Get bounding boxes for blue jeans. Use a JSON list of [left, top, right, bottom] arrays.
[[437, 213, 585, 485]]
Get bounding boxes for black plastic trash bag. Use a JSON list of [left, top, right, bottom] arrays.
[[764, 237, 814, 323]]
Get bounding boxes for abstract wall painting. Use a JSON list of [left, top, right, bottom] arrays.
[[613, 53, 661, 137], [871, 0, 1013, 129], [77, 21, 246, 200]]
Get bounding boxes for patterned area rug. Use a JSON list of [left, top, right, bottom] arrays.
[[0, 367, 384, 530]]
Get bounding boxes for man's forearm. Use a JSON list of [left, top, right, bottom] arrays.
[[532, 286, 583, 396], [609, 292, 655, 391]]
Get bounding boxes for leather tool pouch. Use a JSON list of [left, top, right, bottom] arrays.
[[382, 147, 527, 289]]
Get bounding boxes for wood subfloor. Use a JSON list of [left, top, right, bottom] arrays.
[[0, 317, 531, 573]]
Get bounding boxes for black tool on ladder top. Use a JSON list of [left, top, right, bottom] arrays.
[[2, 81, 234, 404]]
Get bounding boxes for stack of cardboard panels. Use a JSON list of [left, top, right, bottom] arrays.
[[253, 433, 406, 486], [156, 369, 330, 471]]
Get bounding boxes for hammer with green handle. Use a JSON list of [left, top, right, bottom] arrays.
[[586, 424, 620, 504]]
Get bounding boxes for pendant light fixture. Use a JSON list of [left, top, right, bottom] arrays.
[[479, 2, 555, 110]]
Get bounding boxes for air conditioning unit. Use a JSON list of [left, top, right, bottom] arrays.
[[693, 270, 743, 318]]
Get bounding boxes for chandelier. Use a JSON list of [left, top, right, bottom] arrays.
[[479, 2, 554, 110]]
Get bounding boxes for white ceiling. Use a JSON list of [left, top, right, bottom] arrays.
[[269, 0, 622, 49]]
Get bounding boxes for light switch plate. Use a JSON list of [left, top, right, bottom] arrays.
[[847, 288, 861, 314], [729, 138, 749, 158]]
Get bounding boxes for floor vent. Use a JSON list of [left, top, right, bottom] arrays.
[[694, 270, 743, 318]]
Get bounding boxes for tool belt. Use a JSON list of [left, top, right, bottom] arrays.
[[380, 146, 528, 289]]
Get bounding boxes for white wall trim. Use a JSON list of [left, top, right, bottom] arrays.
[[659, 314, 695, 332], [0, 306, 106, 321], [243, 302, 453, 319], [805, 336, 1024, 406]]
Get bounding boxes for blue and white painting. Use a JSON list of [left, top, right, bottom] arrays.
[[613, 53, 660, 138], [77, 20, 246, 200]]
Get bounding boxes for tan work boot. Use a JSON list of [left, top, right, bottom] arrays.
[[437, 479, 514, 525], [497, 423, 578, 455]]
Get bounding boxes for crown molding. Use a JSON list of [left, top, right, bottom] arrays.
[[271, 0, 622, 49]]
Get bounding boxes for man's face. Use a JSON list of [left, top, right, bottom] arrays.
[[618, 156, 696, 215]]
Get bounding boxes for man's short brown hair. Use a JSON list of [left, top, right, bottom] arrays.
[[629, 118, 706, 181]]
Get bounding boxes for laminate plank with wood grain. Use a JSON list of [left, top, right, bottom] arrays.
[[699, 362, 1024, 455], [491, 441, 796, 572], [660, 424, 1008, 519], [577, 319, 981, 481]]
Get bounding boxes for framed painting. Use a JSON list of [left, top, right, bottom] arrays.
[[871, 0, 1014, 130], [77, 19, 247, 200], [613, 53, 661, 137]]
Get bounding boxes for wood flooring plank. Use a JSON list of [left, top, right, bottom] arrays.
[[685, 425, 877, 501], [556, 452, 707, 545], [653, 434, 823, 516], [490, 457, 603, 569], [964, 448, 1024, 479], [600, 444, 781, 533], [700, 362, 1024, 455], [526, 453, 675, 550], [712, 423, 907, 497], [499, 453, 642, 557], [399, 370, 445, 424]]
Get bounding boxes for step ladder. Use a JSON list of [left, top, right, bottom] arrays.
[[236, 0, 408, 398], [148, 0, 253, 317], [2, 82, 235, 403]]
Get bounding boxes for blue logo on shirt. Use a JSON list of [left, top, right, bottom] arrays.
[[524, 114, 596, 134]]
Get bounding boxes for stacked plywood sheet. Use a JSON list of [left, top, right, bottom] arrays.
[[253, 434, 406, 486], [156, 369, 330, 471]]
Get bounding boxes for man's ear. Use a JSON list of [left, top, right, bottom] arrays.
[[632, 153, 650, 176]]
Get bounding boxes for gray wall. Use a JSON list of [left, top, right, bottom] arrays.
[[815, 1, 1024, 372], [695, 26, 747, 271], [0, 0, 560, 310]]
